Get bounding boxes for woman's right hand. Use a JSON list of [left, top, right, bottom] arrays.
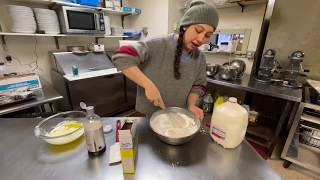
[[145, 83, 166, 109], [121, 66, 166, 109]]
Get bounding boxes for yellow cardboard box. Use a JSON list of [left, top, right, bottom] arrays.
[[119, 119, 138, 174]]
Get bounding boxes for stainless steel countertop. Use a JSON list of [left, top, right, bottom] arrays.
[[0, 84, 63, 115], [207, 74, 302, 102], [0, 117, 282, 180]]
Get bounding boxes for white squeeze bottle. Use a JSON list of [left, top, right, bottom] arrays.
[[210, 97, 248, 148]]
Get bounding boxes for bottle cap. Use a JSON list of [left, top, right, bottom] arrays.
[[86, 106, 95, 114], [228, 97, 237, 103]]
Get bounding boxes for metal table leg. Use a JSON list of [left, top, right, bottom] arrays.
[[269, 100, 293, 153], [49, 103, 55, 112]]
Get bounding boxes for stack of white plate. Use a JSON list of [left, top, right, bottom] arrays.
[[0, 5, 37, 33], [33, 8, 60, 34]]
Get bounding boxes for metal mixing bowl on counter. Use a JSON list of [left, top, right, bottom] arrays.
[[222, 59, 246, 79], [206, 64, 220, 77], [34, 111, 86, 145], [230, 59, 246, 79], [219, 65, 237, 81], [149, 107, 201, 145]]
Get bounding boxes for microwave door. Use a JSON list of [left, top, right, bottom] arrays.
[[95, 14, 99, 33], [65, 10, 96, 33]]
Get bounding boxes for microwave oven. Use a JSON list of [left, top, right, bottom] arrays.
[[57, 6, 105, 34]]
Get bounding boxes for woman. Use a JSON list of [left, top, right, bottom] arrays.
[[112, 0, 219, 119]]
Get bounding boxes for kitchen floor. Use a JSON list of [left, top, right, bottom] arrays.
[[267, 159, 319, 180]]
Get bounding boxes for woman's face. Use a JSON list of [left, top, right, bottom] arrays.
[[183, 24, 214, 52]]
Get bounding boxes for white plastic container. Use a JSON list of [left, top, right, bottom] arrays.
[[210, 97, 248, 148]]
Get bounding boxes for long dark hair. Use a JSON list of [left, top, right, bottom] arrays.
[[174, 26, 185, 79]]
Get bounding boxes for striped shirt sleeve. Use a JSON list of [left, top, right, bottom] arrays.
[[112, 41, 149, 71], [190, 53, 207, 97]]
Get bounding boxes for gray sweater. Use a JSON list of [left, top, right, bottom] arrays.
[[112, 34, 207, 116]]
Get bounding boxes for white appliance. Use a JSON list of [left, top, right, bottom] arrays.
[[57, 6, 105, 34]]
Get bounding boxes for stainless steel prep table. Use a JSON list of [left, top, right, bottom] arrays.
[[0, 84, 63, 116], [207, 74, 302, 154], [0, 117, 281, 180]]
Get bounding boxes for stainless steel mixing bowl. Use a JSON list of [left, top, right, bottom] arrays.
[[219, 65, 237, 81], [149, 107, 201, 145], [230, 59, 246, 79], [206, 64, 220, 77]]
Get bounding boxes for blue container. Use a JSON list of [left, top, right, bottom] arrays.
[[64, 0, 78, 3], [77, 0, 99, 7], [122, 6, 132, 13], [72, 65, 79, 76]]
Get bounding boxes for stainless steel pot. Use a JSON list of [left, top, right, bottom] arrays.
[[149, 107, 201, 145]]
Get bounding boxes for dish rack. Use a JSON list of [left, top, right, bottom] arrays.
[[281, 86, 320, 173]]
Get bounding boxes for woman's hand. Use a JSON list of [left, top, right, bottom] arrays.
[[188, 105, 204, 120], [145, 83, 166, 109], [121, 66, 166, 109]]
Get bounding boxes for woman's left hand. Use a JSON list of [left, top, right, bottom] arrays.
[[188, 105, 204, 120]]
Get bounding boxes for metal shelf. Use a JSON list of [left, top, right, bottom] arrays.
[[12, 0, 136, 16], [300, 143, 320, 154], [247, 124, 274, 142], [284, 143, 320, 173], [301, 113, 320, 125], [0, 32, 130, 50], [281, 87, 320, 173], [0, 32, 128, 38]]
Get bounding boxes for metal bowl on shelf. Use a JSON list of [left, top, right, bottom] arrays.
[[222, 59, 246, 79], [206, 64, 220, 77], [219, 65, 237, 81], [34, 111, 86, 145], [149, 107, 201, 145], [230, 59, 246, 79]]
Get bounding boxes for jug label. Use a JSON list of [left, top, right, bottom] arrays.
[[211, 126, 225, 140]]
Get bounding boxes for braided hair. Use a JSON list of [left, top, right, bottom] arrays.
[[174, 26, 186, 79]]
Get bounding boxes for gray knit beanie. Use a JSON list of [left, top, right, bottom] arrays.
[[180, 0, 219, 29]]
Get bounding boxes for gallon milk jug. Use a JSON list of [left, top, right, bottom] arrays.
[[210, 97, 248, 148]]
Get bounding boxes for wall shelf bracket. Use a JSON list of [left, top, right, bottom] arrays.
[[0, 35, 7, 51], [237, 2, 245, 12], [54, 36, 61, 49]]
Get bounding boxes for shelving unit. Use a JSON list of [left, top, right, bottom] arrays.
[[202, 50, 234, 56], [0, 32, 128, 38], [247, 123, 274, 144], [213, 0, 268, 12], [281, 87, 320, 173], [0, 32, 130, 50], [12, 0, 136, 16], [1, 0, 142, 50]]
